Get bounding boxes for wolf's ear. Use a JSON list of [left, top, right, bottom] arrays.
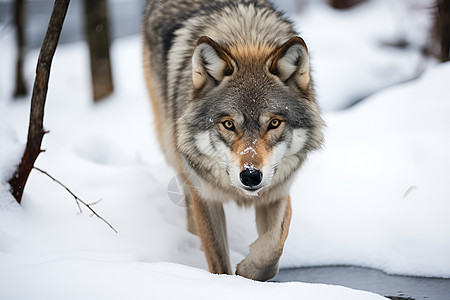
[[268, 37, 311, 90], [192, 36, 235, 90]]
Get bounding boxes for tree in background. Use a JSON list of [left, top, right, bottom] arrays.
[[83, 0, 114, 102], [437, 0, 450, 61], [13, 0, 27, 97], [328, 0, 365, 10]]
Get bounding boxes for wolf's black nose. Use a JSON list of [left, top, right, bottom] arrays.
[[240, 168, 262, 187]]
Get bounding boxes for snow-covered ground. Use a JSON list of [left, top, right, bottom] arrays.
[[291, 0, 434, 110], [1, 1, 448, 299]]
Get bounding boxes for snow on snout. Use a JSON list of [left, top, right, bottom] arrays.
[[239, 147, 257, 158]]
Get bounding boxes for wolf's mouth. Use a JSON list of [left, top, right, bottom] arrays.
[[244, 186, 260, 191], [240, 185, 265, 196]]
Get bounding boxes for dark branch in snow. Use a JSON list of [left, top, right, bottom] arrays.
[[8, 0, 70, 203], [33, 167, 118, 234]]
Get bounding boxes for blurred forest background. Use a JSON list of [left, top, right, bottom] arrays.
[[1, 0, 448, 51], [1, 0, 448, 101]]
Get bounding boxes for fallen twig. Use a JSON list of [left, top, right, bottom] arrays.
[[403, 185, 418, 199], [33, 166, 118, 233]]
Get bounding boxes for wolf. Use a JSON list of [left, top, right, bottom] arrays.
[[142, 0, 324, 281]]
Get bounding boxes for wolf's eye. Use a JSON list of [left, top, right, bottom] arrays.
[[268, 119, 281, 130], [222, 120, 235, 131]]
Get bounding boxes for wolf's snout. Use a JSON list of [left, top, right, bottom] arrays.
[[240, 168, 262, 188]]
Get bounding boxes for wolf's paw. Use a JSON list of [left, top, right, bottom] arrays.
[[236, 258, 279, 281]]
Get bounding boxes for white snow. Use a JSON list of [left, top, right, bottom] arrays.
[[1, 0, 449, 299], [293, 0, 435, 110], [281, 62, 450, 277], [0, 258, 385, 300]]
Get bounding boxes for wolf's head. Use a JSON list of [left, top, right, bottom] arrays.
[[178, 36, 324, 201]]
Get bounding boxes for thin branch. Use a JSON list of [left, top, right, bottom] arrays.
[[33, 166, 118, 233], [87, 198, 103, 206], [403, 185, 418, 199], [34, 166, 82, 213]]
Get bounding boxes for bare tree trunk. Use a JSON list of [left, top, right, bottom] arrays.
[[83, 0, 114, 102], [329, 0, 365, 9], [9, 0, 71, 204], [13, 0, 27, 97], [438, 0, 450, 61]]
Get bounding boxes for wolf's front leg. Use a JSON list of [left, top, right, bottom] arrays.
[[236, 195, 292, 281], [190, 187, 232, 274]]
